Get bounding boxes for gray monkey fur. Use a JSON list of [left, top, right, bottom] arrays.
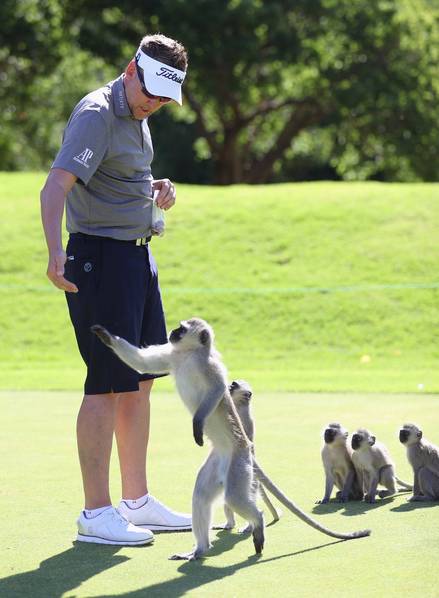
[[92, 318, 371, 560], [399, 423, 439, 501], [221, 380, 281, 530], [351, 428, 412, 503], [318, 423, 363, 503]]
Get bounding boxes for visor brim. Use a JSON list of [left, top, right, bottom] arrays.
[[135, 49, 185, 106], [142, 74, 183, 105]]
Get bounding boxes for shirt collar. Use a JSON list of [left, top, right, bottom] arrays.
[[112, 75, 132, 117]]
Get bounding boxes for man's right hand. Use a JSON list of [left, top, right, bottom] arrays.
[[41, 168, 79, 293], [47, 249, 78, 293]]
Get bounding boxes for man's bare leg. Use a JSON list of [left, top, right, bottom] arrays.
[[76, 393, 119, 509], [115, 379, 153, 499], [114, 379, 192, 530]]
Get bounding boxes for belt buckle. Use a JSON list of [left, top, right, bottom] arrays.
[[136, 237, 147, 246]]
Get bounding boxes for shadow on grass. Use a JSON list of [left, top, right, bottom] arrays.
[[312, 499, 377, 517], [0, 531, 349, 597], [390, 500, 439, 512], [93, 533, 345, 598], [0, 542, 144, 598], [312, 492, 413, 517]]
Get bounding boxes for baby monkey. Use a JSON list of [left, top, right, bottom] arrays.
[[222, 380, 281, 530], [351, 428, 412, 503], [318, 423, 363, 504], [399, 423, 439, 501]]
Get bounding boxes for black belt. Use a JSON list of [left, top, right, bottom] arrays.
[[70, 232, 151, 245]]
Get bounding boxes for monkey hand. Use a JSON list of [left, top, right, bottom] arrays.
[[193, 417, 204, 446], [91, 325, 116, 347]]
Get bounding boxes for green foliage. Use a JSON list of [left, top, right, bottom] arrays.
[[64, 0, 439, 183], [0, 174, 438, 392], [1, 0, 439, 182], [0, 0, 114, 170]]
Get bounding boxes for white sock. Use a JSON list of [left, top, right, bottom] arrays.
[[83, 505, 112, 519], [122, 493, 149, 509]]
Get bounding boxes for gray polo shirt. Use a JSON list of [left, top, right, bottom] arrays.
[[52, 75, 154, 240]]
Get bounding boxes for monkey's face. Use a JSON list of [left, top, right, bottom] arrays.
[[399, 424, 422, 446], [229, 380, 252, 404], [169, 318, 213, 350], [351, 429, 375, 451], [324, 424, 347, 445]]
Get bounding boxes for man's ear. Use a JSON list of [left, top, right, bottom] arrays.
[[199, 329, 209, 345], [369, 435, 376, 446], [125, 59, 136, 78], [417, 430, 423, 439]]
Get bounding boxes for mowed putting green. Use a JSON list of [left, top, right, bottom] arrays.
[[1, 390, 438, 597]]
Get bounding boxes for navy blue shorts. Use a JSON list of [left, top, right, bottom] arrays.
[[64, 233, 168, 395]]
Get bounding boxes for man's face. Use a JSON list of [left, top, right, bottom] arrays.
[[124, 60, 172, 120]]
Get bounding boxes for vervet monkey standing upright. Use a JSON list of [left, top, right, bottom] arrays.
[[93, 318, 371, 560]]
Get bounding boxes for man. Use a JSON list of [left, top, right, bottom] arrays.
[[40, 34, 191, 546]]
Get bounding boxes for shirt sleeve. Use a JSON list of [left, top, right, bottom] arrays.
[[52, 108, 109, 185]]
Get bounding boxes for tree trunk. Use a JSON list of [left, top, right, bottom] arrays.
[[213, 129, 242, 185], [244, 104, 326, 184]]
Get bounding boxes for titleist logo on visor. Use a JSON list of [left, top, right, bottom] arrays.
[[156, 66, 184, 84]]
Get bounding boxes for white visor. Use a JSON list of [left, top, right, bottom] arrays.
[[135, 48, 186, 105]]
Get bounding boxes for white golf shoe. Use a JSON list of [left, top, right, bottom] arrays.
[[118, 495, 192, 532], [76, 506, 154, 545]]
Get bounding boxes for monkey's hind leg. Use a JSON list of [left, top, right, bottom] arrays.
[[378, 467, 397, 499], [225, 455, 265, 554], [170, 454, 224, 561], [211, 503, 236, 530], [417, 467, 439, 501]]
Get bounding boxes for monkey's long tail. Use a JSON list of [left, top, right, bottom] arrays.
[[253, 461, 371, 540], [396, 476, 413, 490], [258, 484, 281, 522]]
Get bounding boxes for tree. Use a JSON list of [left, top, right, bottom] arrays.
[[0, 0, 115, 170], [0, 0, 65, 168], [64, 0, 439, 183]]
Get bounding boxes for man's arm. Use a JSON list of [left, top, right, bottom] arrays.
[[40, 168, 78, 293]]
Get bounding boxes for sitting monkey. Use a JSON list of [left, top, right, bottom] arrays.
[[399, 423, 439, 501], [351, 428, 412, 503], [318, 423, 363, 504]]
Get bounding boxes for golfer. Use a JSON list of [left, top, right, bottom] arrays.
[[40, 34, 191, 545]]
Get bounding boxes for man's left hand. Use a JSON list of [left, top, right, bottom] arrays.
[[152, 179, 176, 210]]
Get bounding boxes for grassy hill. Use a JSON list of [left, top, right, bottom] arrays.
[[0, 173, 438, 391]]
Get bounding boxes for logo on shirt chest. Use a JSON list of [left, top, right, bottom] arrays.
[[73, 148, 94, 168]]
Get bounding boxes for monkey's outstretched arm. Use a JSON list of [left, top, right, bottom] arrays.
[[253, 460, 371, 540], [91, 325, 172, 374], [192, 383, 227, 446]]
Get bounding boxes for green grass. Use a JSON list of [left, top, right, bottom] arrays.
[[0, 173, 438, 391], [1, 390, 438, 597]]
